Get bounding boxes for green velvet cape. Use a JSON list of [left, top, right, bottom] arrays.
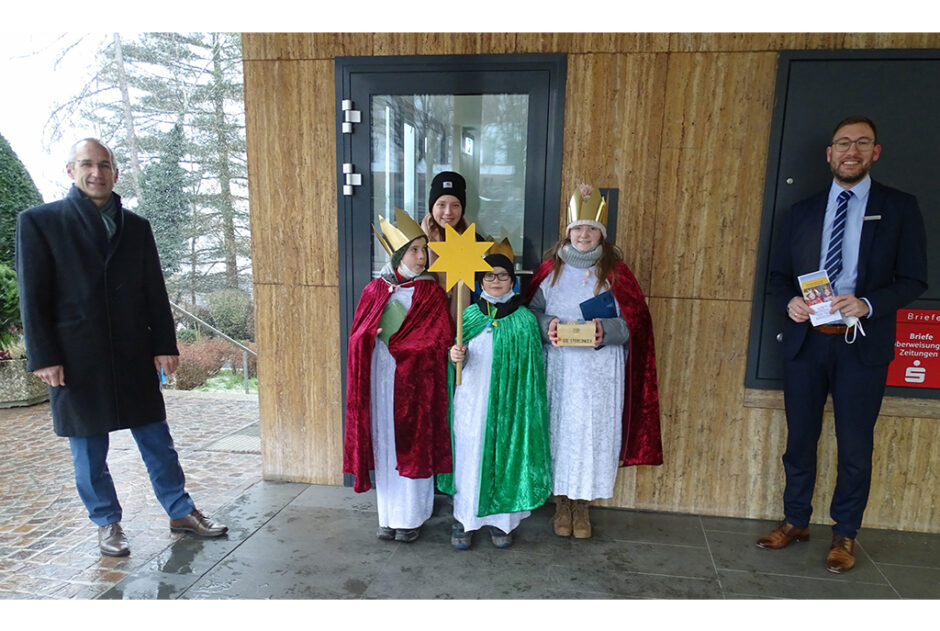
[[437, 300, 552, 516]]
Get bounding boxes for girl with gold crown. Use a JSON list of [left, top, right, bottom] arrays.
[[525, 184, 663, 539], [343, 209, 454, 543], [437, 240, 552, 550]]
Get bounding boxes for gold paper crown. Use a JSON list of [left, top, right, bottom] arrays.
[[485, 237, 515, 261], [372, 208, 427, 255], [567, 189, 608, 226]]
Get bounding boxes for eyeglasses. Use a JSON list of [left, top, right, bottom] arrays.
[[830, 137, 875, 152], [483, 272, 511, 282]]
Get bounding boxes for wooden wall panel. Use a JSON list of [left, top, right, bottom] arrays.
[[652, 52, 777, 300], [245, 59, 338, 287], [515, 33, 672, 54], [242, 32, 372, 61], [372, 32, 517, 56], [244, 32, 940, 533], [558, 53, 669, 294], [607, 296, 788, 516], [669, 33, 845, 52], [666, 33, 940, 52], [865, 416, 939, 532], [256, 284, 343, 484], [242, 32, 940, 62], [842, 33, 940, 49]]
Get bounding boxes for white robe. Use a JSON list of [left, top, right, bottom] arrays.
[[540, 264, 625, 500], [451, 323, 530, 533], [369, 285, 434, 529]]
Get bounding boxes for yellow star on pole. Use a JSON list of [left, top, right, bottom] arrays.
[[428, 223, 493, 292]]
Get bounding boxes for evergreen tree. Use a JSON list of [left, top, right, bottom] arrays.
[[0, 133, 44, 269], [137, 124, 188, 276], [48, 32, 249, 296]]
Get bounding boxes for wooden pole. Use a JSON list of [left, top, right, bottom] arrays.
[[455, 279, 466, 386]]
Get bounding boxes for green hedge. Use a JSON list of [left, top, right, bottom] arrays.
[[0, 133, 44, 269], [0, 262, 20, 350]]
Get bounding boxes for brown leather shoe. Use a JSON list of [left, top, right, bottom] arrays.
[[98, 522, 130, 557], [826, 535, 856, 573], [756, 521, 810, 549], [552, 496, 572, 537], [169, 509, 228, 537]]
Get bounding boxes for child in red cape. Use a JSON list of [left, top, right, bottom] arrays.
[[343, 209, 454, 543]]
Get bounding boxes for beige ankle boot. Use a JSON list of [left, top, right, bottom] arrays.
[[552, 496, 572, 537], [572, 500, 592, 539]]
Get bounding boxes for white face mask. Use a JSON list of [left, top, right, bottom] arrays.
[[481, 289, 514, 304], [397, 261, 421, 280], [843, 315, 866, 344]]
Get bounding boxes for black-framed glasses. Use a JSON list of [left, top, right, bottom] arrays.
[[831, 137, 875, 152], [483, 272, 511, 281]]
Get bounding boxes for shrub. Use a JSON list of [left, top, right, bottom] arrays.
[[176, 327, 200, 343], [0, 262, 20, 350], [223, 341, 258, 379], [0, 133, 43, 269], [207, 288, 254, 341], [173, 338, 230, 390], [173, 356, 210, 390]]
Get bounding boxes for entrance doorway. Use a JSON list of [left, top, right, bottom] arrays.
[[335, 54, 567, 393]]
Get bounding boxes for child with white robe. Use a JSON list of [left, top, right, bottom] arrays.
[[526, 186, 663, 539], [343, 209, 453, 542], [439, 247, 552, 549]]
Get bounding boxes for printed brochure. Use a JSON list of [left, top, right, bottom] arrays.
[[797, 270, 842, 326]]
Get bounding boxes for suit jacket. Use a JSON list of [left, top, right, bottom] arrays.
[[16, 186, 179, 437], [769, 179, 928, 366]]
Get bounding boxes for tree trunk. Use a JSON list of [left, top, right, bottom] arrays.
[[112, 33, 143, 200], [212, 34, 238, 290]]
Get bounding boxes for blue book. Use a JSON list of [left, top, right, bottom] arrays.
[[580, 291, 617, 320]]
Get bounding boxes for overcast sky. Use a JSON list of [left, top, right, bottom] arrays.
[[0, 33, 108, 201]]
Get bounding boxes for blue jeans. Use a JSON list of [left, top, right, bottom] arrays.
[[68, 420, 195, 526]]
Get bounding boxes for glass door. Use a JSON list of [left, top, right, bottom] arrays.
[[369, 93, 529, 278], [336, 54, 567, 381]]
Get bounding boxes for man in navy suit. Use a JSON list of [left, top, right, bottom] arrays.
[[759, 116, 927, 572]]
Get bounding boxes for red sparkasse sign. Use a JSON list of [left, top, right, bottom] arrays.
[[887, 309, 940, 388]]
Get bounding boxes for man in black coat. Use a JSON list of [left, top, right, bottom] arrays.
[[760, 116, 928, 573], [16, 138, 227, 556]]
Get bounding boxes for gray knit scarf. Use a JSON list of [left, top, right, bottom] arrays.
[[559, 243, 602, 269]]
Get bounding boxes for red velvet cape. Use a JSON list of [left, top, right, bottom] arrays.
[[525, 259, 663, 466], [343, 276, 454, 492]]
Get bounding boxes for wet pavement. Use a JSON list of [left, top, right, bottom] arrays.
[[2, 390, 939, 600], [0, 390, 261, 599]]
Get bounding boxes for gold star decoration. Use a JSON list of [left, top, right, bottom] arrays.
[[428, 223, 494, 291]]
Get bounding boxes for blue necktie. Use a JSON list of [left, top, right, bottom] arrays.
[[824, 190, 852, 282]]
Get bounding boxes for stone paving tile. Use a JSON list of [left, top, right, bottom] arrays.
[[0, 390, 261, 599]]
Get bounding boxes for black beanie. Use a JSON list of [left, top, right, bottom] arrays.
[[477, 253, 516, 287], [429, 171, 466, 212]]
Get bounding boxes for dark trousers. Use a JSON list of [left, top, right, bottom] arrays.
[[782, 329, 888, 539], [68, 420, 195, 526]]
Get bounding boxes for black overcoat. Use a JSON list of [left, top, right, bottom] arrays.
[[16, 185, 179, 437]]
